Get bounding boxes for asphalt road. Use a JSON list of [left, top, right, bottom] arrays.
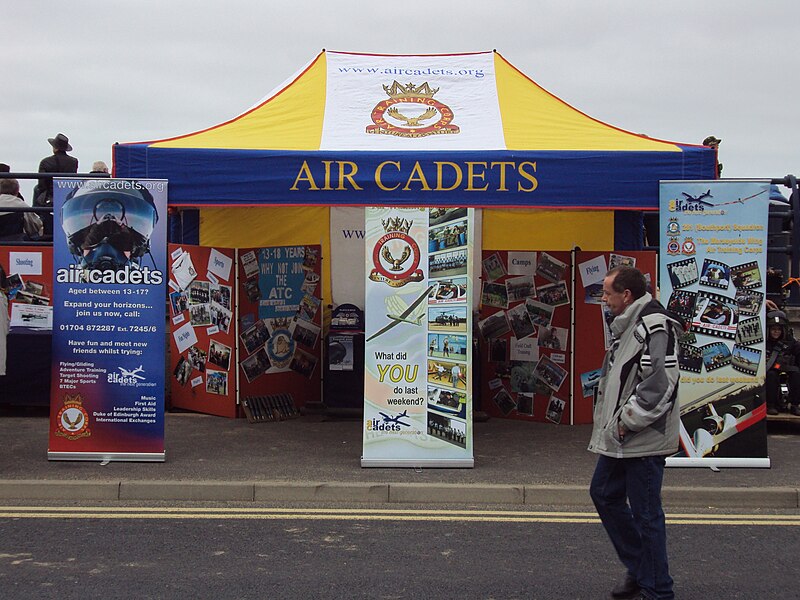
[[1, 503, 798, 599]]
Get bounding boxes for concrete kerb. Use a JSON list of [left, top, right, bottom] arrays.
[[0, 480, 797, 508]]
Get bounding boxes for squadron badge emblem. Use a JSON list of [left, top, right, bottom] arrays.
[[366, 81, 460, 138], [369, 217, 424, 287]]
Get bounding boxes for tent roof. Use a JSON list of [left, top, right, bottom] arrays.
[[114, 50, 716, 208]]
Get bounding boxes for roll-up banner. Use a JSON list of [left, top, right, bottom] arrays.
[[659, 180, 770, 468], [48, 178, 168, 462], [363, 207, 474, 467]]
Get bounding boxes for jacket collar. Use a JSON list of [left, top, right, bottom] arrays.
[[610, 292, 652, 338]]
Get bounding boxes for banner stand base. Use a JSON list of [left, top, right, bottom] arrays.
[[48, 452, 165, 463], [361, 458, 474, 468], [666, 457, 770, 469]]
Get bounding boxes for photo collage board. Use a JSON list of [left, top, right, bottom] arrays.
[[479, 250, 572, 424], [572, 251, 657, 424], [168, 244, 237, 417], [237, 245, 323, 409], [0, 246, 54, 331]]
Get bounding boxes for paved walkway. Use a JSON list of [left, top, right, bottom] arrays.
[[2, 410, 799, 507]]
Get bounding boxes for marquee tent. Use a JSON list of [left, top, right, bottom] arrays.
[[114, 50, 716, 209]]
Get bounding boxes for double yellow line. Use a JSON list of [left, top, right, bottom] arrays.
[[1, 506, 799, 526]]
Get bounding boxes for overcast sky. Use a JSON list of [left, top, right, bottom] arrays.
[[4, 1, 798, 199]]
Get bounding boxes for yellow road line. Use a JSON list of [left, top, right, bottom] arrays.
[[1, 506, 797, 520], [0, 509, 798, 526]]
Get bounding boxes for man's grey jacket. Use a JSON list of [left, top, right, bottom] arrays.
[[588, 292, 683, 458]]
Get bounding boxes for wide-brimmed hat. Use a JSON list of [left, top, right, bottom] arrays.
[[48, 133, 72, 151]]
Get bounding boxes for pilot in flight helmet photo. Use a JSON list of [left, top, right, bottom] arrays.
[[60, 180, 159, 271]]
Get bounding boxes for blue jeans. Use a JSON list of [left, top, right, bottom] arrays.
[[590, 454, 674, 600]]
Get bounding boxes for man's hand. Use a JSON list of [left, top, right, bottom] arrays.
[[618, 423, 628, 440]]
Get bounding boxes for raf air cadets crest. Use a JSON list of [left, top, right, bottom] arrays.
[[54, 394, 91, 441], [666, 217, 680, 236], [369, 216, 424, 287], [366, 81, 460, 138], [681, 237, 696, 255], [666, 238, 680, 255]]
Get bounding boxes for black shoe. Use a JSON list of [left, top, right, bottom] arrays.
[[767, 406, 779, 416], [790, 405, 800, 417], [610, 573, 641, 599]]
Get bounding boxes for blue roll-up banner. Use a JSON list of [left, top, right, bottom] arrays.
[[659, 180, 771, 468], [48, 178, 168, 462]]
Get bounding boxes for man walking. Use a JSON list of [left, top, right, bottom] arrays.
[[589, 266, 683, 600]]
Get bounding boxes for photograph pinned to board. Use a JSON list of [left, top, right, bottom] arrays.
[[516, 393, 534, 417], [292, 317, 321, 349], [509, 361, 537, 394], [5, 273, 24, 298], [537, 325, 568, 350], [601, 304, 613, 350], [506, 302, 535, 340], [481, 281, 509, 309], [188, 345, 207, 372], [536, 252, 567, 283], [206, 369, 228, 395], [240, 249, 259, 279], [170, 289, 189, 315], [537, 281, 570, 307], [477, 309, 510, 340], [489, 337, 507, 362], [241, 347, 271, 382], [505, 274, 536, 303], [188, 279, 210, 305], [240, 319, 269, 355], [13, 290, 49, 305], [482, 252, 506, 282], [208, 339, 232, 371], [210, 302, 232, 334], [525, 298, 554, 327], [609, 253, 636, 270], [301, 246, 320, 272], [297, 293, 321, 322], [580, 368, 602, 398], [173, 356, 192, 386], [492, 388, 517, 416], [546, 395, 566, 424], [301, 271, 321, 295], [533, 355, 569, 392], [265, 316, 295, 337], [210, 283, 232, 311], [290, 347, 318, 379], [189, 303, 211, 327]]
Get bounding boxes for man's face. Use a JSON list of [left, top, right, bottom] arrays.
[[769, 325, 783, 340], [602, 274, 629, 317]]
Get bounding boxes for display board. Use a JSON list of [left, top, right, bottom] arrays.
[[0, 245, 54, 330], [168, 244, 237, 417], [237, 245, 323, 408], [363, 208, 474, 467], [48, 178, 167, 462], [659, 180, 771, 467], [572, 251, 657, 424], [478, 250, 572, 424]]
